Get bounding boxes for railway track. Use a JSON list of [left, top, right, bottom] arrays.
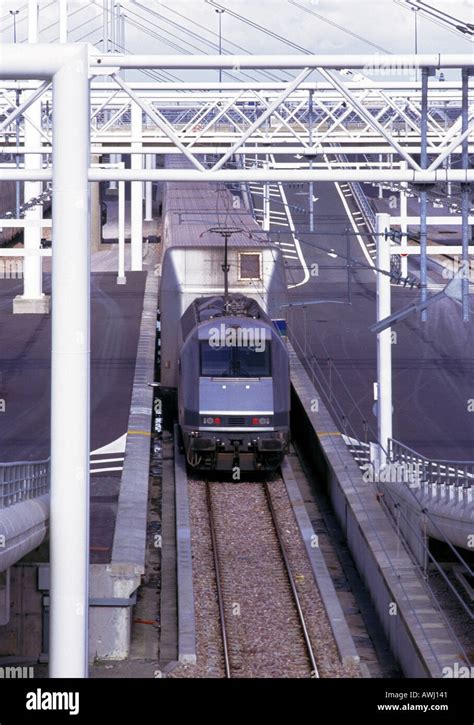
[[168, 439, 405, 679], [167, 439, 402, 679], [206, 478, 319, 679]]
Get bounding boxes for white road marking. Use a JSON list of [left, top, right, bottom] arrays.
[[333, 179, 375, 269], [90, 466, 124, 474], [91, 433, 127, 456], [90, 457, 125, 464]]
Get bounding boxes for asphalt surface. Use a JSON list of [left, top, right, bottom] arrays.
[[0, 271, 146, 462], [257, 172, 474, 461]]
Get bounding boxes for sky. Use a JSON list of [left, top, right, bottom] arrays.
[[0, 0, 472, 80]]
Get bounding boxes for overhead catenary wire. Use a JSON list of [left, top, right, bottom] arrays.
[[120, 11, 259, 83], [393, 0, 474, 44], [97, 2, 184, 82], [121, 4, 279, 85], [205, 0, 311, 55], [135, 0, 291, 84], [288, 0, 392, 54]]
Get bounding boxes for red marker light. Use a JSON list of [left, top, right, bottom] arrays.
[[214, 417, 221, 424], [252, 417, 259, 425]]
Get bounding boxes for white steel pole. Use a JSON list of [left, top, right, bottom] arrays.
[[5, 168, 474, 184], [109, 153, 117, 191], [376, 213, 392, 466], [400, 161, 408, 278], [58, 0, 68, 43], [378, 154, 383, 198], [93, 53, 474, 70], [131, 100, 143, 271], [14, 0, 46, 313], [115, 2, 121, 52], [263, 156, 270, 232], [447, 154, 452, 197], [120, 10, 125, 80], [144, 154, 153, 221], [102, 0, 108, 53], [110, 0, 115, 52], [28, 0, 38, 41], [21, 98, 44, 300], [50, 48, 90, 678], [117, 172, 126, 284]]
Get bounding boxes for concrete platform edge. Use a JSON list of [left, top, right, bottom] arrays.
[[174, 427, 197, 665], [88, 271, 158, 661], [112, 271, 158, 566]]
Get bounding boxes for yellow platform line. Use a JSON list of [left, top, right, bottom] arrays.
[[127, 430, 152, 437], [317, 431, 342, 438]]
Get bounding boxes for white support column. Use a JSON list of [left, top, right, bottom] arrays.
[[376, 213, 392, 466], [28, 0, 38, 40], [400, 161, 408, 277], [110, 0, 116, 52], [446, 153, 452, 197], [13, 0, 49, 314], [58, 0, 68, 43], [131, 101, 143, 271], [378, 154, 383, 198], [144, 154, 153, 221], [49, 48, 90, 678], [262, 156, 270, 232], [109, 153, 117, 192], [102, 0, 109, 53], [117, 171, 126, 284], [13, 98, 49, 313]]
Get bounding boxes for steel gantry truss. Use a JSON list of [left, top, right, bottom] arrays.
[[1, 77, 474, 159], [0, 44, 473, 678]]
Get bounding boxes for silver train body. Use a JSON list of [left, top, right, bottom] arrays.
[[160, 155, 290, 471], [178, 294, 290, 470]]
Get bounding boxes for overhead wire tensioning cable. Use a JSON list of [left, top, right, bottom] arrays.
[[139, 0, 293, 83], [122, 2, 276, 84]]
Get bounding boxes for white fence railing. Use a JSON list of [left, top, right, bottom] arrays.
[[0, 458, 50, 508]]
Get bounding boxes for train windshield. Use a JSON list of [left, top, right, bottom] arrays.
[[200, 341, 271, 377]]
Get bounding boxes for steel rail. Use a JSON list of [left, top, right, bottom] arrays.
[[263, 481, 320, 678], [206, 482, 232, 678]]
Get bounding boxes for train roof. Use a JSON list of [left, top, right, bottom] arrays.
[[163, 154, 277, 249], [181, 294, 273, 342]]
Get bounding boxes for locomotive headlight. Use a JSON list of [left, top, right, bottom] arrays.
[[203, 416, 221, 425], [252, 417, 270, 425]]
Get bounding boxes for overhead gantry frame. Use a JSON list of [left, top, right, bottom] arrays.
[[0, 45, 472, 677]]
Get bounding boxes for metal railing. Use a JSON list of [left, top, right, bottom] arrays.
[[334, 152, 377, 232], [389, 439, 474, 489], [287, 334, 472, 670], [348, 179, 377, 231], [0, 458, 50, 508]]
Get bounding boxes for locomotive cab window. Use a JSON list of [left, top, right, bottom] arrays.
[[238, 252, 262, 281], [200, 344, 232, 377], [200, 341, 271, 377]]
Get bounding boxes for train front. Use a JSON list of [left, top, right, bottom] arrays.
[[178, 312, 290, 472]]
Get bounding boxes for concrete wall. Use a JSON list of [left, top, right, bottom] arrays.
[[0, 563, 44, 660]]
